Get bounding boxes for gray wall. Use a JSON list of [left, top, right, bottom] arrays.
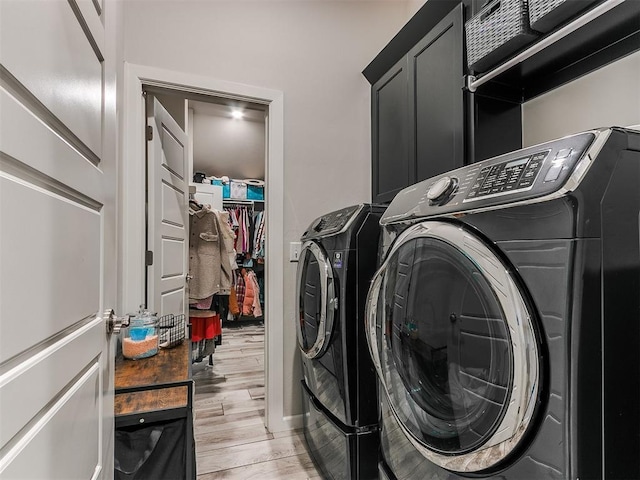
[[191, 107, 266, 181], [123, 0, 414, 419], [522, 51, 640, 146]]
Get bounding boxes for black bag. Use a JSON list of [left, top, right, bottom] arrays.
[[115, 418, 186, 480]]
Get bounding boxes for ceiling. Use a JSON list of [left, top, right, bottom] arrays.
[[189, 99, 267, 181], [189, 99, 267, 122]]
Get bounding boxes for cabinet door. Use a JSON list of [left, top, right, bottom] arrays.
[[372, 57, 411, 204], [409, 5, 464, 183]]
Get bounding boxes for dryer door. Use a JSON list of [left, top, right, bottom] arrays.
[[296, 241, 337, 359], [366, 221, 540, 473]]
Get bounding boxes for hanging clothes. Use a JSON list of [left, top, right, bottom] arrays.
[[189, 205, 221, 301], [219, 203, 265, 320], [213, 209, 237, 295], [218, 210, 238, 272], [192, 339, 216, 363], [194, 295, 214, 310], [190, 312, 221, 341], [224, 204, 254, 254], [252, 211, 265, 260], [234, 272, 246, 310], [189, 205, 235, 302], [240, 269, 263, 318], [235, 210, 244, 254], [229, 284, 240, 317], [247, 270, 262, 317], [189, 309, 221, 363], [242, 273, 254, 317], [238, 206, 249, 254]]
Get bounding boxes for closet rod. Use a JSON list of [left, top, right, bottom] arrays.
[[223, 200, 257, 206]]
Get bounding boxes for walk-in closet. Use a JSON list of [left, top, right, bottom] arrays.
[[187, 98, 267, 357]]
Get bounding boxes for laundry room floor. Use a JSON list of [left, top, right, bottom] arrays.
[[193, 322, 322, 479]]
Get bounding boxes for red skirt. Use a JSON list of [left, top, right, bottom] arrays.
[[190, 313, 221, 341]]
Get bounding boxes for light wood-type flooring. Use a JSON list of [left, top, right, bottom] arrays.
[[193, 322, 323, 479]]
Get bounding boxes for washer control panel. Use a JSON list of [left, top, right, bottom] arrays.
[[463, 151, 549, 202], [381, 131, 599, 225]]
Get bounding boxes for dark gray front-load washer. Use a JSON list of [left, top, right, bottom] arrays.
[[366, 127, 640, 479], [296, 204, 386, 480]]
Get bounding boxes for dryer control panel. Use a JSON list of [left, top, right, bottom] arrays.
[[301, 204, 363, 240], [382, 130, 603, 225]]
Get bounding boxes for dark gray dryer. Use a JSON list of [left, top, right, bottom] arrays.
[[366, 127, 640, 480], [296, 204, 386, 480]]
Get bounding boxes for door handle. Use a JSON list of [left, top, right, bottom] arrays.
[[329, 296, 339, 310], [104, 309, 130, 335]]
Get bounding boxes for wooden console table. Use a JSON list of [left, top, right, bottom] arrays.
[[114, 341, 195, 479]]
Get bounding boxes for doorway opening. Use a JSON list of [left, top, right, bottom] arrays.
[[121, 64, 288, 435], [147, 85, 267, 344]]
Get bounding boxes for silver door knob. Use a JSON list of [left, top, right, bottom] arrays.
[[104, 309, 130, 335]]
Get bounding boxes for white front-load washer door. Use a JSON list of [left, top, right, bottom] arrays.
[[296, 241, 337, 359], [366, 221, 541, 473]]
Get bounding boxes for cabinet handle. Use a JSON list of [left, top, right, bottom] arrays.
[[480, 0, 501, 22]]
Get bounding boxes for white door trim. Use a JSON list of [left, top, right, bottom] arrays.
[[121, 63, 288, 432]]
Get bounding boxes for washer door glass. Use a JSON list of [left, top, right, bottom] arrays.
[[366, 221, 539, 472], [296, 242, 336, 359], [386, 235, 511, 453]]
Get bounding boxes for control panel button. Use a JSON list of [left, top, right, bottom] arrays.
[[427, 176, 457, 203], [517, 178, 534, 188], [313, 219, 326, 232], [544, 164, 563, 182], [516, 155, 545, 189], [555, 148, 572, 159]]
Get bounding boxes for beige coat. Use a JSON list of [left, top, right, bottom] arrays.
[[214, 210, 236, 295], [189, 206, 236, 301]]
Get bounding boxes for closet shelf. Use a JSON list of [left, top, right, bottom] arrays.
[[466, 0, 640, 102]]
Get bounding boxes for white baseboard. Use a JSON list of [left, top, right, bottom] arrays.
[[269, 413, 304, 433]]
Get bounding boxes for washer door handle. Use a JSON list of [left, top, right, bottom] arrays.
[[329, 296, 338, 310]]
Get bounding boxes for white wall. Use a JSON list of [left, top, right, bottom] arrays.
[[523, 50, 640, 146], [123, 0, 413, 419]]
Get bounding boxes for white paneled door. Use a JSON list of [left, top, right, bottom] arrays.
[[146, 96, 189, 318], [0, 0, 116, 478]]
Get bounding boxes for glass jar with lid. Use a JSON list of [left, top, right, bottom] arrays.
[[121, 307, 159, 360]]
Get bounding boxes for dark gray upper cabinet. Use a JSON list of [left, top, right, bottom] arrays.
[[367, 0, 639, 203], [409, 6, 464, 184], [371, 5, 464, 204], [372, 57, 410, 204]]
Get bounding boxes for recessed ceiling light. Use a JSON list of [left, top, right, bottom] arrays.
[[231, 109, 244, 120]]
